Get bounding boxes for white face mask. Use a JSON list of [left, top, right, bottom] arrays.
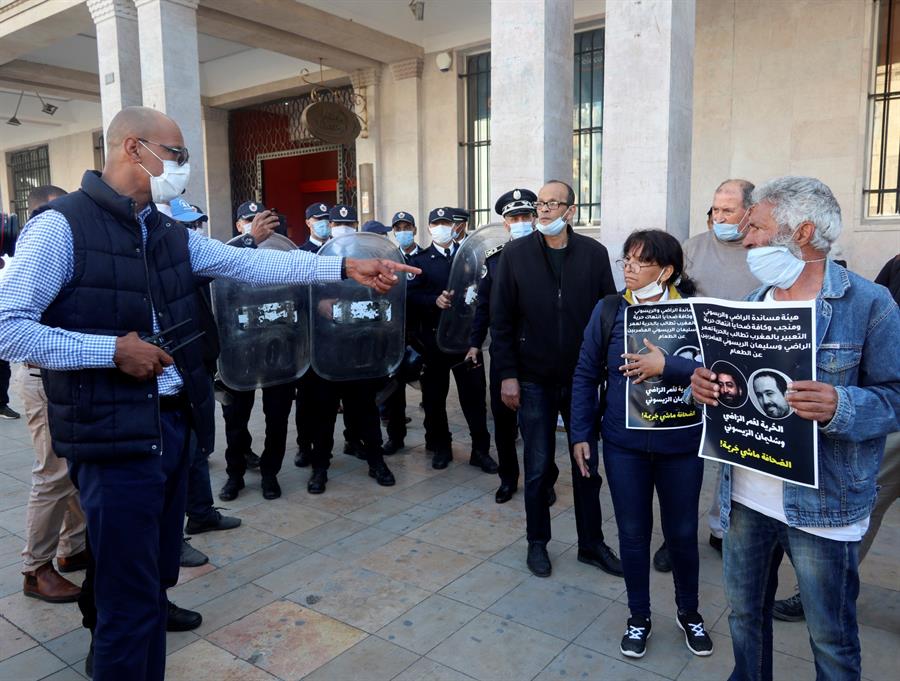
[[240, 221, 252, 234], [430, 224, 454, 245], [332, 225, 356, 238], [139, 141, 190, 204], [632, 271, 666, 301]]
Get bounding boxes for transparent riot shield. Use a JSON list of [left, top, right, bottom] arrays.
[[311, 233, 406, 381], [437, 224, 508, 353], [212, 233, 310, 391]]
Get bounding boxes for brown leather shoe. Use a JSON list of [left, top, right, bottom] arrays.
[[57, 549, 90, 573], [23, 563, 81, 603]]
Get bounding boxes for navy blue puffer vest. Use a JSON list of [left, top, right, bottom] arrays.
[[38, 170, 214, 462]]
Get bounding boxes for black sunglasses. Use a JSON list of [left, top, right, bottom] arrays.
[[139, 138, 190, 166]]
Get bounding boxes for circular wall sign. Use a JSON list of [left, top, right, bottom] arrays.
[[301, 101, 362, 145]]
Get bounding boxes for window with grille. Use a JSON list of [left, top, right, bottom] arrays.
[[867, 0, 900, 217], [8, 145, 50, 224], [462, 52, 492, 227], [573, 28, 604, 225]]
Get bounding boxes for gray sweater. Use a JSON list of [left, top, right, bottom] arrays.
[[682, 230, 759, 300]]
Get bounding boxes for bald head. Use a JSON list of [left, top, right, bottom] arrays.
[[715, 179, 754, 209], [105, 106, 181, 151]]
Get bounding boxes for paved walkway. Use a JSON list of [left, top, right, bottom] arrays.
[[0, 385, 896, 680]]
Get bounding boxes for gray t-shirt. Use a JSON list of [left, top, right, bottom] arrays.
[[682, 230, 759, 300]]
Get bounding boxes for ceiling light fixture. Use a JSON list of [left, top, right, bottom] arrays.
[[409, 0, 424, 21], [35, 91, 58, 116], [6, 91, 23, 126]]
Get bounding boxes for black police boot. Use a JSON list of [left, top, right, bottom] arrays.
[[382, 438, 405, 455], [495, 481, 517, 504], [578, 542, 624, 577], [469, 449, 499, 474], [307, 469, 328, 495], [244, 451, 261, 470], [167, 601, 202, 632], [369, 460, 396, 487], [343, 439, 366, 460], [261, 475, 281, 500], [432, 446, 452, 470], [526, 541, 552, 578], [294, 447, 311, 468], [219, 477, 244, 502]]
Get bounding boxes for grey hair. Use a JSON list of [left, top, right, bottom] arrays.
[[751, 176, 841, 254], [715, 179, 755, 208]]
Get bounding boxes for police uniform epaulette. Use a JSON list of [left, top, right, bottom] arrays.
[[485, 243, 505, 259]]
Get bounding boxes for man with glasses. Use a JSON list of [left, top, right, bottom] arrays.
[[490, 180, 621, 578], [0, 106, 417, 681]]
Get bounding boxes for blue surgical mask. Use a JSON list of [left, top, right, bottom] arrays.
[[536, 215, 566, 237], [746, 246, 806, 289], [509, 220, 534, 239], [395, 230, 415, 248], [311, 219, 331, 239], [430, 224, 453, 245], [713, 221, 743, 242]]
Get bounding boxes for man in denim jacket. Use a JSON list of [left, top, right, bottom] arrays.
[[691, 176, 900, 681]]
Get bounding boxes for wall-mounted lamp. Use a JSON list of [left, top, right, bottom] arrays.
[[6, 91, 23, 126], [35, 92, 58, 116], [409, 0, 424, 21]]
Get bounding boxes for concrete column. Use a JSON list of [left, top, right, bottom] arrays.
[[87, 0, 142, 136], [134, 0, 206, 208], [490, 0, 574, 198], [350, 67, 382, 222], [380, 58, 424, 227], [601, 0, 695, 283], [202, 106, 231, 242]]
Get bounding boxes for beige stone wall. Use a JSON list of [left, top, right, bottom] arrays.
[[691, 0, 896, 280]]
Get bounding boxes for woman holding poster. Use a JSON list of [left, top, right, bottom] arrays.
[[570, 230, 713, 660]]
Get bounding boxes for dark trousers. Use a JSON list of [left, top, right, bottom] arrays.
[[420, 336, 490, 452], [0, 358, 10, 405], [307, 375, 384, 470], [70, 409, 189, 681], [222, 382, 295, 479], [518, 380, 605, 547], [602, 442, 704, 618], [185, 432, 215, 523], [383, 381, 408, 442], [489, 361, 519, 485], [295, 376, 313, 454]]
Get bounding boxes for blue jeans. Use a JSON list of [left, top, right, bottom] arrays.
[[603, 442, 703, 617], [518, 381, 605, 547], [185, 432, 214, 523], [725, 502, 861, 681]]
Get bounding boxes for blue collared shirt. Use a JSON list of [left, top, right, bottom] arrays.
[[0, 207, 343, 394]]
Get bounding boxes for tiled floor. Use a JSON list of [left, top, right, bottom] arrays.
[[0, 385, 897, 681]]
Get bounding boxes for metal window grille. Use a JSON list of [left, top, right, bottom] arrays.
[[867, 0, 900, 216], [8, 145, 50, 224], [461, 53, 492, 227], [573, 28, 604, 225]]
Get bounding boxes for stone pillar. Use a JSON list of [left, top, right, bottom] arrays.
[[202, 106, 232, 242], [351, 67, 382, 222], [601, 0, 695, 284], [134, 0, 206, 208], [87, 0, 142, 136], [490, 0, 574, 198]]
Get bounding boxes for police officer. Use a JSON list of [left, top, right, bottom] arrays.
[[408, 207, 496, 471], [392, 211, 421, 259], [450, 207, 470, 248], [465, 189, 537, 503], [294, 202, 332, 469]]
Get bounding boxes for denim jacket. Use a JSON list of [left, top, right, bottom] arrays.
[[720, 261, 900, 530]]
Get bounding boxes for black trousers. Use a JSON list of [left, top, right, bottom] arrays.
[[382, 380, 408, 442], [420, 334, 490, 452], [222, 382, 295, 479], [489, 359, 519, 485], [294, 375, 314, 454], [0, 358, 10, 405]]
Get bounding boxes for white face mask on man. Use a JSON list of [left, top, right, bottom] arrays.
[[138, 141, 190, 204]]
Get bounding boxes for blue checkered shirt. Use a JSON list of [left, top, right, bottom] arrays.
[[0, 207, 342, 394]]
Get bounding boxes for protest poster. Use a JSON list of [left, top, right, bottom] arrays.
[[624, 301, 702, 430], [692, 299, 818, 487]]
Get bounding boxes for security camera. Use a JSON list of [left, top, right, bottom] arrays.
[[435, 52, 452, 73]]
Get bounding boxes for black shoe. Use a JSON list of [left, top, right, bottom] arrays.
[[167, 601, 202, 632], [773, 593, 805, 622], [469, 450, 499, 474], [180, 538, 208, 568], [0, 405, 20, 419], [432, 448, 452, 470], [382, 438, 405, 455], [307, 469, 328, 494], [294, 448, 311, 468], [578, 543, 624, 577], [218, 477, 244, 502], [620, 615, 651, 658], [676, 610, 713, 656], [526, 541, 552, 577], [495, 482, 517, 504], [343, 440, 366, 460], [369, 461, 396, 486], [652, 541, 672, 573], [261, 476, 281, 500], [709, 534, 723, 554], [185, 509, 241, 535], [244, 451, 260, 470], [85, 639, 93, 678], [548, 487, 557, 507]]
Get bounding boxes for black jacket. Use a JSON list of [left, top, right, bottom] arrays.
[[489, 227, 616, 384], [875, 254, 900, 306]]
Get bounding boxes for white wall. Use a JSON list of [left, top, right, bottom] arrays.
[[691, 0, 894, 280]]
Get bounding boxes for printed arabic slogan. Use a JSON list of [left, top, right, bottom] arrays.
[[624, 301, 702, 430], [692, 299, 818, 487]]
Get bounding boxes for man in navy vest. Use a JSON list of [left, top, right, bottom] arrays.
[[0, 106, 417, 681]]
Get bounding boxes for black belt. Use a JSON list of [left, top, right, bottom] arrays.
[[159, 393, 189, 412]]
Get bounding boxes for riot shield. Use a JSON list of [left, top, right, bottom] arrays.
[[437, 224, 508, 353], [311, 233, 406, 381], [212, 233, 310, 391]]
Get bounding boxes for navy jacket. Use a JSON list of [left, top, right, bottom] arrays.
[[407, 243, 454, 333], [468, 245, 503, 351]]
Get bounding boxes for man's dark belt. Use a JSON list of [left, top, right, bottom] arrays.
[[159, 393, 189, 412]]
